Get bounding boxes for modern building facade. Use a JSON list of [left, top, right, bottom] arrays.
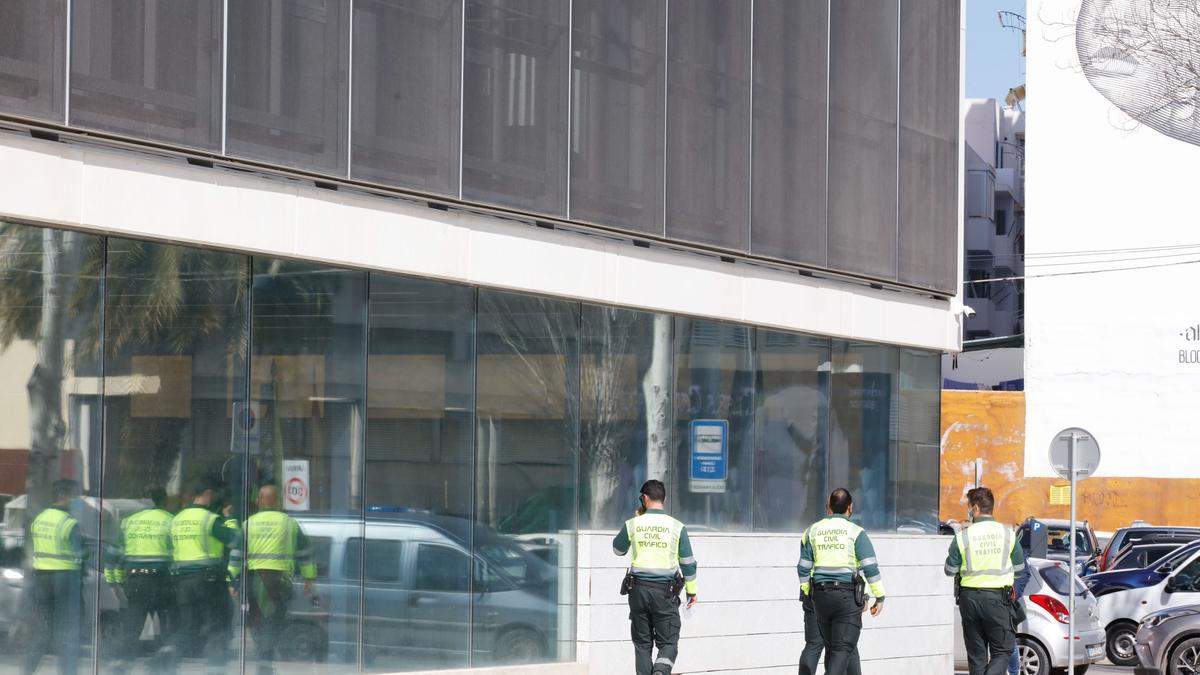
[[0, 1, 962, 673]]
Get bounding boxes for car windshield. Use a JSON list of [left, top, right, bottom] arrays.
[[475, 539, 554, 587], [1046, 528, 1094, 554], [1040, 565, 1088, 596]]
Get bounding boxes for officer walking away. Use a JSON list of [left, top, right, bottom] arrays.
[[797, 527, 862, 675], [612, 480, 698, 675], [163, 476, 239, 674], [105, 487, 175, 673], [798, 489, 884, 675], [232, 485, 317, 675], [945, 487, 1026, 675], [22, 479, 85, 675]]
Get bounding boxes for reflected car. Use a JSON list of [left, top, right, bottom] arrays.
[[1096, 546, 1200, 667], [1134, 604, 1200, 675], [290, 514, 560, 669]]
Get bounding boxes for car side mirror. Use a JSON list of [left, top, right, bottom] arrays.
[[1166, 576, 1183, 593], [1162, 563, 1175, 574]]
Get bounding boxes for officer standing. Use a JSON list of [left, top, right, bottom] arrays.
[[612, 480, 698, 675], [22, 479, 85, 675], [797, 528, 862, 675], [798, 489, 885, 675], [233, 485, 317, 674], [106, 487, 174, 673], [945, 487, 1026, 675], [164, 477, 239, 673]]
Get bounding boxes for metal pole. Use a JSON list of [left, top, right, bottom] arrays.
[[1068, 432, 1077, 675]]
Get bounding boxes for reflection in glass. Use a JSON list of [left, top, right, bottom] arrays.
[[673, 317, 754, 530], [579, 305, 671, 530], [352, 0, 462, 196], [227, 0, 351, 173], [0, 0, 66, 121], [0, 223, 103, 675], [364, 274, 475, 672], [897, 348, 941, 532], [250, 259, 366, 670], [570, 0, 666, 233], [70, 0, 222, 149], [475, 290, 577, 664], [754, 329, 830, 532], [99, 238, 249, 674], [463, 0, 570, 215], [829, 340, 899, 532]]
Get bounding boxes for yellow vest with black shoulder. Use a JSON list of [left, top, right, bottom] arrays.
[[171, 506, 225, 567], [30, 507, 82, 571], [955, 520, 1017, 589], [626, 512, 684, 577], [245, 510, 315, 578]]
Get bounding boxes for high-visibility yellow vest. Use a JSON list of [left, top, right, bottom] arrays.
[[807, 517, 864, 575], [122, 508, 173, 562], [626, 512, 684, 578], [171, 507, 224, 567], [956, 520, 1017, 589], [30, 507, 81, 571], [245, 510, 315, 578]]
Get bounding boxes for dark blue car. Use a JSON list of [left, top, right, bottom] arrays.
[[1087, 540, 1200, 598]]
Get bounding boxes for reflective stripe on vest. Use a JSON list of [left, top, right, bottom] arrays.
[[121, 508, 173, 563], [171, 507, 223, 566], [626, 513, 683, 577], [245, 511, 297, 572], [806, 517, 863, 574], [956, 520, 1016, 589], [31, 508, 81, 571]]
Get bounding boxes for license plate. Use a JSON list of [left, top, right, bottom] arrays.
[[1086, 644, 1103, 659]]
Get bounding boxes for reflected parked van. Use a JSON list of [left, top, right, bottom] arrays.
[[287, 514, 560, 669]]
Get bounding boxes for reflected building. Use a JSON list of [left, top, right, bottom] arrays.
[[0, 1, 958, 673]]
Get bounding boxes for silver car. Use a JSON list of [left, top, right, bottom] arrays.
[[1134, 604, 1200, 674], [955, 558, 1105, 675]]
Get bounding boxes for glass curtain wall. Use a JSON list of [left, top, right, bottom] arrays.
[[0, 0, 66, 121], [897, 348, 942, 529]]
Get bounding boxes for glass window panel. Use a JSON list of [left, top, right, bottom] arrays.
[[364, 274, 474, 672], [364, 539, 401, 583], [665, 0, 751, 250], [462, 0, 569, 215], [829, 340, 899, 532], [70, 0, 222, 149], [672, 317, 753, 530], [827, 0, 899, 279], [414, 545, 470, 592], [579, 305, 671, 530], [751, 0, 827, 264], [97, 238, 249, 674], [227, 0, 351, 173], [0, 0, 66, 121], [753, 329, 830, 532], [351, 0, 461, 195], [896, 348, 941, 532], [0, 222, 103, 675], [250, 258, 366, 670], [899, 0, 959, 291], [570, 0, 665, 234], [475, 290, 577, 665]]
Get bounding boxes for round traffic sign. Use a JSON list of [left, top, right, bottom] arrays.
[[286, 476, 308, 506], [1048, 427, 1101, 480]]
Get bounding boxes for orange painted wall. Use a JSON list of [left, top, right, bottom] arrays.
[[940, 390, 1200, 532]]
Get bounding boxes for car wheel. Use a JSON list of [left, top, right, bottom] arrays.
[[1106, 621, 1140, 667], [493, 627, 544, 665], [1018, 636, 1051, 675], [1169, 636, 1200, 675]]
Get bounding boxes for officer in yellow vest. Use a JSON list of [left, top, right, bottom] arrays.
[[945, 487, 1026, 675], [232, 485, 317, 674], [612, 480, 698, 675], [22, 479, 85, 675], [798, 489, 885, 675], [163, 476, 239, 674], [798, 527, 862, 675], [105, 487, 174, 674]]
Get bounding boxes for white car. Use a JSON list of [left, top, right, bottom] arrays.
[[1095, 545, 1200, 667], [955, 558, 1105, 675]]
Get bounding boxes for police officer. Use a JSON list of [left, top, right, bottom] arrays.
[[164, 477, 239, 674], [798, 489, 885, 675], [232, 485, 317, 675], [22, 479, 85, 675], [797, 528, 862, 675], [612, 480, 698, 675], [106, 487, 174, 673], [945, 487, 1026, 675]]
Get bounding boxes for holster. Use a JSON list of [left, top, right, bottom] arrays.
[[954, 575, 962, 606], [619, 570, 635, 596], [668, 573, 685, 598], [854, 574, 867, 608], [1005, 585, 1026, 627]]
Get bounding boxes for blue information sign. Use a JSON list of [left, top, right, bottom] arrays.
[[688, 419, 728, 493]]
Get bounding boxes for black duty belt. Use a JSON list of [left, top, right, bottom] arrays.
[[631, 577, 672, 588], [960, 586, 1008, 594], [813, 581, 856, 591]]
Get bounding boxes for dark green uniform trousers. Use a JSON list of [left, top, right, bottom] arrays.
[[21, 570, 82, 675], [811, 585, 862, 675], [628, 580, 680, 675], [800, 592, 861, 675], [959, 587, 1016, 675]]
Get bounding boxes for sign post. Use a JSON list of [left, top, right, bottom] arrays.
[[1048, 428, 1101, 675]]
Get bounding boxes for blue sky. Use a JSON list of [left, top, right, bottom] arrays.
[[966, 0, 1027, 103]]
